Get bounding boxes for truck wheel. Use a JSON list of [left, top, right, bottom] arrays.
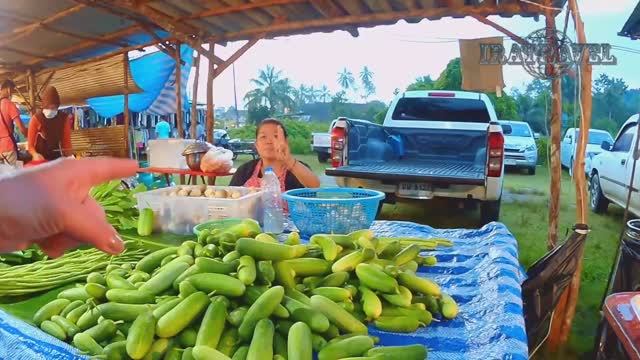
[[527, 166, 536, 175], [480, 199, 501, 224], [317, 152, 330, 163], [590, 173, 609, 214]]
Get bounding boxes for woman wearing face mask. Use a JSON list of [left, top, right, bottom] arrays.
[[27, 86, 73, 161]]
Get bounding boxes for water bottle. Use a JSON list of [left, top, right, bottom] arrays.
[[261, 167, 284, 233]]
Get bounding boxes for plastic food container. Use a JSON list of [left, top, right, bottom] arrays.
[[136, 186, 263, 235]]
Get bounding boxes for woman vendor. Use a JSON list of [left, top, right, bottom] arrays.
[[27, 86, 73, 161], [230, 118, 320, 190]]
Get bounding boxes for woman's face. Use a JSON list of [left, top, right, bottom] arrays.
[[256, 123, 285, 160]]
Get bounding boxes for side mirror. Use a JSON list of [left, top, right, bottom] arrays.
[[534, 133, 540, 140], [501, 124, 512, 135], [601, 141, 612, 151]]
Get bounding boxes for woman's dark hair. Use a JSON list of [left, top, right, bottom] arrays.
[[0, 79, 15, 90], [256, 118, 288, 138]]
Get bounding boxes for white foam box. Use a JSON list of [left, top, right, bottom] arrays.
[[136, 185, 263, 235], [147, 139, 197, 169]]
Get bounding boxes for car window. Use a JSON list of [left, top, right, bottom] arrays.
[[391, 97, 491, 123], [505, 123, 532, 137], [612, 125, 636, 152]]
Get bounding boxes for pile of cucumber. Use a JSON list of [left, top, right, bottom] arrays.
[[31, 219, 457, 360]]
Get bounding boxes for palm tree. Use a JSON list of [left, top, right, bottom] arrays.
[[308, 86, 320, 103], [319, 85, 331, 103], [243, 65, 294, 114], [337, 68, 355, 91], [360, 66, 375, 101]]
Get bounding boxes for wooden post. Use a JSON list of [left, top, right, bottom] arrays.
[[546, 0, 593, 350], [190, 53, 201, 139], [206, 43, 215, 143], [545, 12, 562, 251], [175, 43, 184, 139], [27, 68, 37, 114], [123, 55, 130, 157]]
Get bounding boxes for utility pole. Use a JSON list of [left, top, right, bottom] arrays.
[[233, 63, 240, 127]]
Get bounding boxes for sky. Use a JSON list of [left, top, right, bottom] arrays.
[[183, 0, 640, 110]]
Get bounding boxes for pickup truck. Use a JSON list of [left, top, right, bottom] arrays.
[[590, 114, 640, 215], [561, 127, 614, 177], [325, 90, 506, 224]]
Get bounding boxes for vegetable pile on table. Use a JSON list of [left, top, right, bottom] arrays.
[[90, 180, 147, 231], [31, 219, 456, 359]]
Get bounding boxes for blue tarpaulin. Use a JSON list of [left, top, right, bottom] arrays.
[[86, 44, 193, 118], [0, 221, 528, 359]]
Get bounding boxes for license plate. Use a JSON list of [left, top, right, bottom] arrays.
[[398, 183, 433, 198], [504, 158, 517, 165]]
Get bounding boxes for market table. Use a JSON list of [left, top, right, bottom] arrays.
[[0, 221, 528, 360], [600, 292, 640, 359], [137, 166, 234, 186]]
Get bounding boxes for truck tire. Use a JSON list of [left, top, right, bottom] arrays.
[[590, 173, 609, 214], [480, 199, 501, 225], [527, 166, 536, 175], [317, 152, 330, 163]]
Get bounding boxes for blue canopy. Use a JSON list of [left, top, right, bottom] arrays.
[[86, 44, 193, 118]]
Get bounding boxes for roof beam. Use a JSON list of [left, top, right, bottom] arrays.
[[209, 2, 539, 42], [213, 37, 261, 78], [309, 0, 346, 17], [1, 46, 70, 63], [107, 0, 224, 64], [0, 4, 86, 46]]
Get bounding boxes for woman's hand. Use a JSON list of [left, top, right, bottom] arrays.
[[0, 157, 138, 257], [274, 126, 296, 170], [32, 153, 44, 161]]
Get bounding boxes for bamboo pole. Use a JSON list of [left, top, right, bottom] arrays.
[[206, 43, 215, 144], [545, 11, 562, 251], [547, 0, 593, 350], [175, 43, 184, 139], [123, 55, 130, 157], [190, 53, 201, 139], [27, 68, 37, 115]]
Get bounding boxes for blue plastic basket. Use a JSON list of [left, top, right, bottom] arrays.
[[282, 187, 385, 237]]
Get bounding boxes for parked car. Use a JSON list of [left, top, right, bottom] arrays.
[[311, 118, 371, 163], [499, 120, 538, 175], [326, 90, 505, 224], [561, 127, 614, 177], [590, 115, 640, 215]]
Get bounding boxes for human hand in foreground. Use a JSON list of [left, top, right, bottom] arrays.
[[0, 157, 138, 257], [273, 126, 295, 170]]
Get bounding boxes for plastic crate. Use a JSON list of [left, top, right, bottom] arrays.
[[136, 186, 263, 235]]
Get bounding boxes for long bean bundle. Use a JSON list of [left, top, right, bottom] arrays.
[[0, 246, 148, 297]]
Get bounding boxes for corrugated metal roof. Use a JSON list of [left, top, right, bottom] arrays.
[[0, 0, 567, 76], [620, 1, 640, 40]]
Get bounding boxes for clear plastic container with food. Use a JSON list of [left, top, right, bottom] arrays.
[[135, 185, 263, 235]]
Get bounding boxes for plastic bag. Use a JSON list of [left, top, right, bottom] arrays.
[[200, 146, 234, 173]]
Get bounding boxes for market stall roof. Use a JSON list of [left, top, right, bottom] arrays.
[[619, 0, 640, 40], [0, 0, 566, 77]]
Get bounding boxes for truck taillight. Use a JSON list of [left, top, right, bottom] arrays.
[[487, 131, 504, 177], [331, 127, 346, 167]]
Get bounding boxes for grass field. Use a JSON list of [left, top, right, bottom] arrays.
[[219, 154, 624, 357]]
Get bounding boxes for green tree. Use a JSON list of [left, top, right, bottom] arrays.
[[407, 76, 435, 91], [244, 65, 295, 114], [337, 68, 355, 91], [360, 66, 376, 101], [434, 58, 462, 90], [247, 105, 271, 125], [594, 74, 628, 124], [319, 85, 331, 103]]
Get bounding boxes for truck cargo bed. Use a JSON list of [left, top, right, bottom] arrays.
[[326, 160, 485, 185]]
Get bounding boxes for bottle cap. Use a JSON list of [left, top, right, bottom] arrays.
[[265, 166, 273, 173]]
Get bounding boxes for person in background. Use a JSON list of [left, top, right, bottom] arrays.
[[0, 157, 137, 256], [155, 119, 171, 139], [197, 122, 205, 141], [0, 80, 28, 165], [230, 118, 320, 190], [27, 86, 73, 161]]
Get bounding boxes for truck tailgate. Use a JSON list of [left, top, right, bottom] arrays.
[[326, 160, 485, 185]]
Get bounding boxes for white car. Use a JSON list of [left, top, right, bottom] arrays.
[[590, 115, 640, 215], [561, 128, 614, 177], [499, 120, 538, 175]]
